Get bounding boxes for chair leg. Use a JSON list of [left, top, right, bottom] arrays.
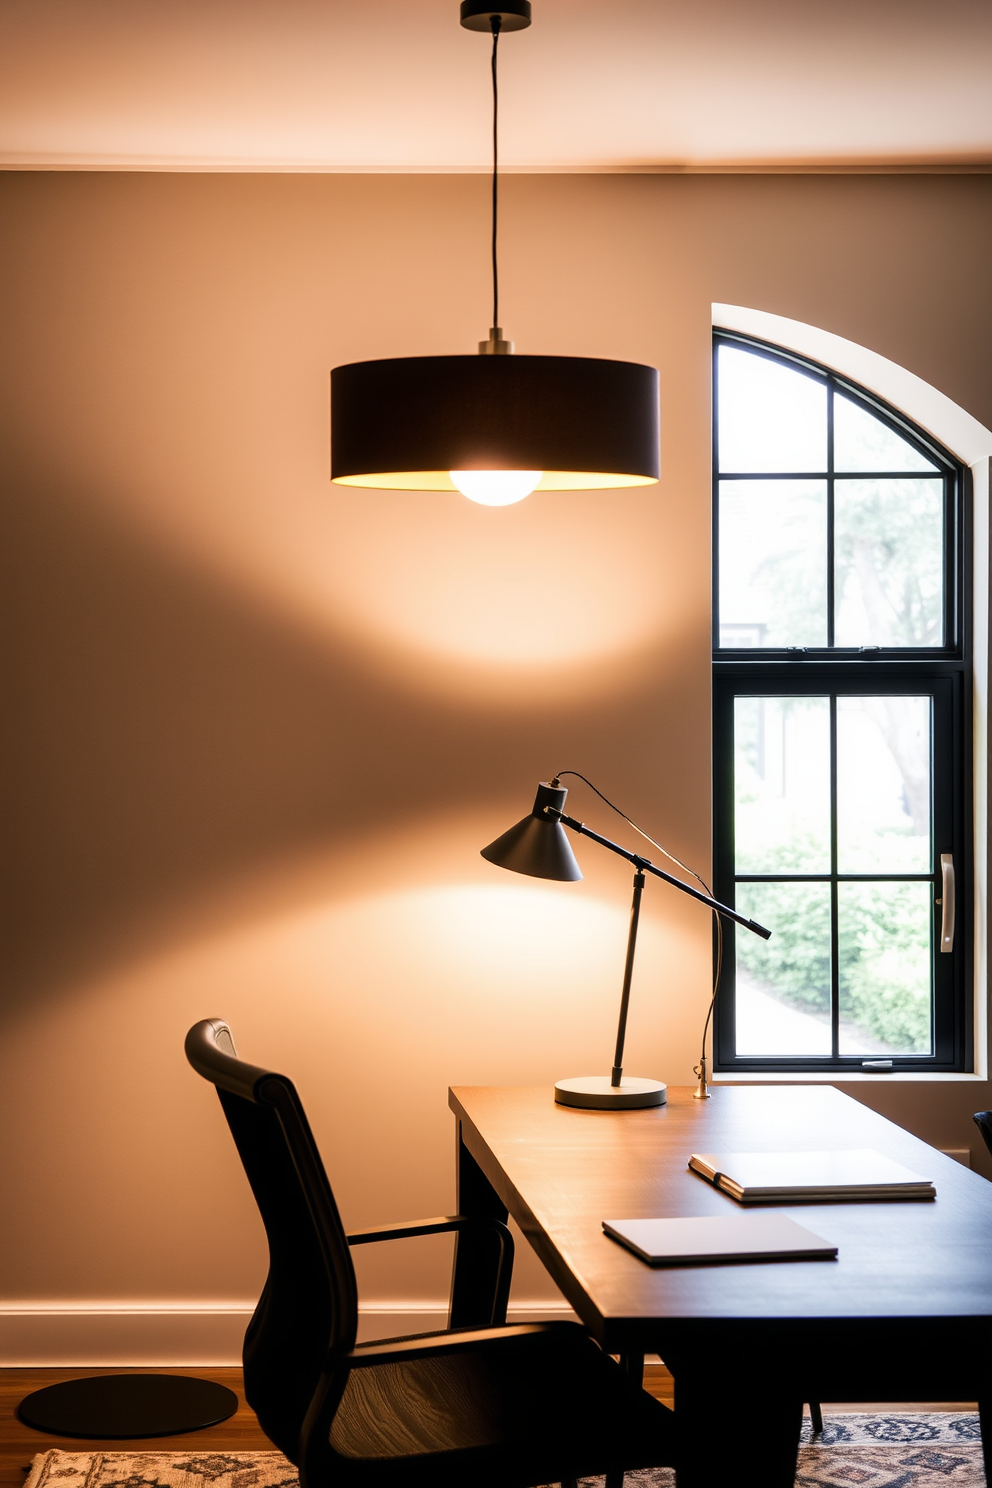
[[619, 1351, 645, 1388], [560, 1480, 579, 1488], [604, 1472, 624, 1488], [809, 1400, 824, 1435]]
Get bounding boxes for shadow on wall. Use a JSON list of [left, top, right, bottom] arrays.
[[0, 470, 706, 1022]]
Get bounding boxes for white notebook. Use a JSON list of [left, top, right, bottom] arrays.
[[688, 1148, 935, 1203], [603, 1213, 838, 1266]]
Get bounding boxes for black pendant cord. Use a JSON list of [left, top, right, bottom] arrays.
[[490, 15, 501, 330]]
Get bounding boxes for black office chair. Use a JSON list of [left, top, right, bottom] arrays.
[[185, 1019, 676, 1488], [974, 1112, 992, 1158]]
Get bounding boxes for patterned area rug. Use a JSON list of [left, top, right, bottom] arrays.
[[25, 1415, 985, 1488], [793, 1414, 984, 1488], [25, 1453, 298, 1488]]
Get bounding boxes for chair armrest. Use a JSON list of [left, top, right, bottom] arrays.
[[346, 1214, 510, 1246], [341, 1320, 579, 1369], [346, 1213, 514, 1329]]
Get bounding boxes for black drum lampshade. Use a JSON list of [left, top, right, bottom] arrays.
[[330, 354, 659, 501]]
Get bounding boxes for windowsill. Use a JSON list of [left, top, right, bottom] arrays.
[[714, 1069, 987, 1083]]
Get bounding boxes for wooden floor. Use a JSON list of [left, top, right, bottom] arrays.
[[0, 1369, 271, 1488], [3, 1364, 975, 1488], [0, 1365, 674, 1487]]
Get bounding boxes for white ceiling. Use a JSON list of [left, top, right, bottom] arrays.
[[1, 0, 991, 173]]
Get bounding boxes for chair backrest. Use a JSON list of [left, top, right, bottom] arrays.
[[185, 1019, 358, 1461], [974, 1111, 992, 1159]]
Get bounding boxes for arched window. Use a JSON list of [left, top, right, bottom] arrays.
[[712, 331, 969, 1074]]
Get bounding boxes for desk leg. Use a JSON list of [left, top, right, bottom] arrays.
[[449, 1122, 511, 1329], [673, 1364, 802, 1488], [979, 1390, 992, 1487]]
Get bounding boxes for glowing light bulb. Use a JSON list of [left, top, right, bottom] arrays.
[[449, 470, 542, 506]]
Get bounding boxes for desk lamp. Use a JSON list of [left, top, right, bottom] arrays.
[[481, 779, 771, 1110]]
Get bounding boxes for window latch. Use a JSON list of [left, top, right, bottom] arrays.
[[940, 853, 955, 953]]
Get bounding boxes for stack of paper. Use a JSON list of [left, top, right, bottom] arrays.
[[688, 1148, 935, 1203]]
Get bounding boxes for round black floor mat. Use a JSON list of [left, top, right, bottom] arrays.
[[18, 1374, 239, 1439]]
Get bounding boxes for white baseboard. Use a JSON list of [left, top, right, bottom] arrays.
[[0, 1301, 579, 1367]]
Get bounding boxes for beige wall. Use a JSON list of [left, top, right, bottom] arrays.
[[2, 172, 991, 1357]]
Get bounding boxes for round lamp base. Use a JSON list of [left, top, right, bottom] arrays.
[[554, 1075, 667, 1110], [17, 1374, 239, 1439]]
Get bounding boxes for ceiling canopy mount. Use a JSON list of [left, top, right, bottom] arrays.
[[459, 2, 531, 33]]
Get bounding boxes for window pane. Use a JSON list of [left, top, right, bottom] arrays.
[[834, 394, 939, 474], [735, 697, 830, 873], [719, 480, 827, 647], [718, 346, 827, 473], [834, 478, 944, 647], [734, 882, 832, 1056], [838, 882, 933, 1056], [837, 696, 932, 874]]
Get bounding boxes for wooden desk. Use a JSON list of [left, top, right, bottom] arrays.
[[448, 1084, 992, 1488]]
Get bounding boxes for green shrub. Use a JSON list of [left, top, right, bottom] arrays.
[[735, 842, 931, 1053]]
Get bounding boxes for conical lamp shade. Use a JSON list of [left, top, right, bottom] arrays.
[[481, 783, 582, 882]]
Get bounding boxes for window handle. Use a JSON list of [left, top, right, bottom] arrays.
[[939, 853, 955, 953]]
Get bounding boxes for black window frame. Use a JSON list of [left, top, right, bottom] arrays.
[[712, 330, 972, 1075]]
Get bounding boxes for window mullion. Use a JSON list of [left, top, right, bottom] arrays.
[[830, 693, 840, 1060], [827, 383, 835, 648]]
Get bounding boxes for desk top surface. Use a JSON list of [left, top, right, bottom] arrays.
[[449, 1083, 992, 1330]]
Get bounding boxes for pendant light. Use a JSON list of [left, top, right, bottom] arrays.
[[330, 1, 660, 506]]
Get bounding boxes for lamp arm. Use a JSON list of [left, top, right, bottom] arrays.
[[551, 810, 771, 940]]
